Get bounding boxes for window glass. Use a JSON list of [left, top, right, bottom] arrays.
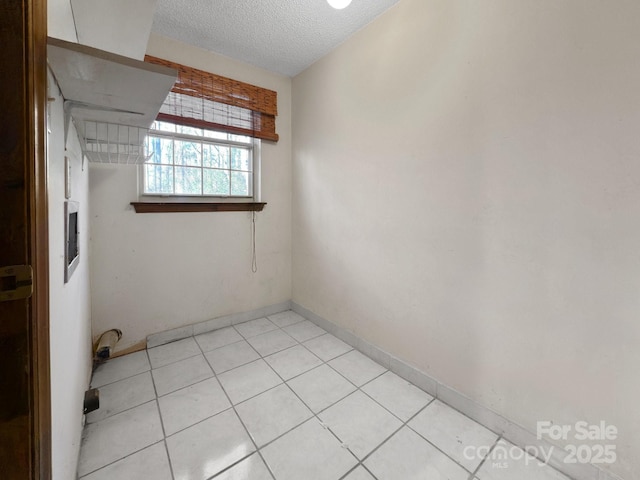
[[143, 123, 255, 198]]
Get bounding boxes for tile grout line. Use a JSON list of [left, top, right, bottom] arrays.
[[338, 397, 437, 479], [83, 312, 517, 480], [77, 348, 167, 477], [215, 317, 368, 475], [251, 328, 363, 478], [243, 317, 458, 479], [195, 331, 278, 480], [404, 406, 489, 477], [77, 437, 166, 479], [146, 347, 178, 480], [467, 434, 504, 480], [141, 317, 406, 478], [84, 318, 376, 478], [153, 334, 331, 442], [153, 327, 456, 479]]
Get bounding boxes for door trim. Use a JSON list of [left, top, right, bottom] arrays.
[[28, 0, 52, 477]]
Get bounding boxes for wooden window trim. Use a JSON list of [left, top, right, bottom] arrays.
[[130, 202, 266, 213]]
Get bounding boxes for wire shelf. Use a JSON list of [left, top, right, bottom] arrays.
[[79, 121, 150, 165]]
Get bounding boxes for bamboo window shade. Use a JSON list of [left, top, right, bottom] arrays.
[[145, 55, 279, 142]]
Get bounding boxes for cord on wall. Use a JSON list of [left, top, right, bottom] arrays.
[[251, 210, 258, 273]]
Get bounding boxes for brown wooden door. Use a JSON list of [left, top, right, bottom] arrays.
[[0, 1, 51, 479]]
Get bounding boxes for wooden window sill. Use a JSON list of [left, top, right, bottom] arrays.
[[130, 202, 266, 213]]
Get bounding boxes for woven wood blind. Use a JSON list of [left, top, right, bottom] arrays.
[[145, 55, 279, 142]]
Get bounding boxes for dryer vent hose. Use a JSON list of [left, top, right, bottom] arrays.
[[95, 329, 123, 360]]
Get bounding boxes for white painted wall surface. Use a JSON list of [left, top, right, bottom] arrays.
[[89, 34, 292, 351], [292, 1, 640, 478], [48, 0, 77, 42], [47, 72, 93, 480]]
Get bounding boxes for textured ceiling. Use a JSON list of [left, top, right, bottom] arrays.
[[151, 0, 402, 77]]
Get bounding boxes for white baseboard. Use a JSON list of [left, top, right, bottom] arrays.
[[146, 300, 292, 348], [291, 302, 624, 480], [143, 299, 624, 480]]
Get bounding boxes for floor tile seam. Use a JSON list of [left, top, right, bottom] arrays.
[[282, 325, 327, 343], [84, 388, 157, 425], [293, 311, 573, 479], [425, 398, 504, 442], [214, 362, 284, 394], [319, 417, 362, 464], [282, 362, 360, 414], [293, 353, 356, 387], [232, 432, 278, 480], [229, 368, 363, 453], [102, 318, 563, 480], [126, 328, 433, 449], [154, 396, 170, 439], [404, 417, 483, 476], [266, 311, 305, 326], [192, 320, 326, 382], [252, 450, 278, 480], [209, 354, 263, 376], [78, 439, 166, 479], [199, 345, 279, 407], [145, 346, 165, 441], [468, 434, 503, 480], [155, 344, 237, 441], [195, 336, 247, 354], [262, 346, 326, 381], [298, 336, 353, 364], [299, 333, 355, 359], [341, 394, 492, 480], [154, 375, 224, 401], [205, 451, 275, 480], [352, 397, 436, 468], [88, 318, 468, 478], [147, 337, 204, 368], [248, 320, 396, 460], [355, 376, 426, 424], [175, 375, 535, 477], [405, 402, 504, 470], [195, 331, 265, 376], [250, 345, 364, 469], [248, 322, 297, 340], [238, 330, 272, 358], [321, 345, 502, 468], [252, 343, 301, 359], [162, 438, 177, 480], [149, 351, 208, 372], [287, 321, 510, 476], [226, 387, 316, 453], [160, 404, 235, 439], [338, 463, 381, 480], [233, 320, 280, 341], [247, 331, 301, 357], [84, 397, 160, 431], [129, 318, 459, 477], [203, 352, 279, 480], [153, 370, 216, 397], [90, 365, 152, 390], [325, 359, 389, 391]]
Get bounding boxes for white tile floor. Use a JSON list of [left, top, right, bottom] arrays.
[[78, 310, 572, 480]]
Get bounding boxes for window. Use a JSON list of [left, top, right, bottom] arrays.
[[142, 121, 260, 199], [132, 56, 277, 213]]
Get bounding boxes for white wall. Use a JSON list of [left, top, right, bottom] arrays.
[[48, 0, 77, 42], [292, 1, 640, 478], [89, 33, 292, 351], [47, 72, 93, 480]]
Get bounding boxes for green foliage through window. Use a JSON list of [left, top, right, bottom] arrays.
[[144, 121, 254, 197]]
